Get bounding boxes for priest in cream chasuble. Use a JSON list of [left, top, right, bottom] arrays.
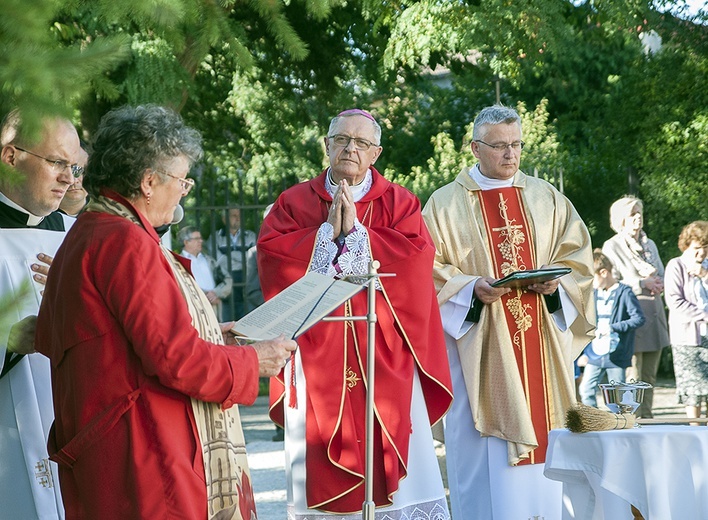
[[425, 167, 594, 457], [422, 104, 594, 520]]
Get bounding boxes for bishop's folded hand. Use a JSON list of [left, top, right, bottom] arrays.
[[327, 185, 343, 238], [339, 181, 355, 234]]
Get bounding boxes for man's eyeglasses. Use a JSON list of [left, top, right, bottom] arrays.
[[14, 146, 84, 178], [475, 140, 525, 152], [155, 170, 195, 194], [328, 134, 379, 151]]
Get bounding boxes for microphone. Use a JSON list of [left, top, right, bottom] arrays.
[[171, 204, 184, 225]]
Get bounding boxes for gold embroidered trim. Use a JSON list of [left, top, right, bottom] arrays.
[[506, 293, 533, 348], [492, 192, 533, 348], [492, 193, 527, 275], [34, 459, 53, 488], [345, 367, 360, 390]]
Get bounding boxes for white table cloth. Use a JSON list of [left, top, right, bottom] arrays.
[[544, 426, 708, 520]]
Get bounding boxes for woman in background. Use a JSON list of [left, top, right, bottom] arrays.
[[664, 221, 708, 422], [602, 196, 670, 417]]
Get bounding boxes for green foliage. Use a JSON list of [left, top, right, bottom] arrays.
[[641, 113, 708, 257], [123, 35, 190, 106], [517, 98, 565, 174], [380, 0, 628, 84], [0, 279, 30, 344], [0, 0, 128, 123], [4, 0, 345, 130], [388, 130, 469, 205], [371, 66, 493, 182], [2, 0, 705, 267], [497, 2, 708, 260]]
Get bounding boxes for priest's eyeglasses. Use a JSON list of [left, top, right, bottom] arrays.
[[14, 146, 84, 178], [328, 134, 378, 151], [155, 170, 195, 194], [475, 140, 525, 152]]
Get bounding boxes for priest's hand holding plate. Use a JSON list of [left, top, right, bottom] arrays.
[[474, 276, 512, 304], [528, 277, 561, 295], [527, 265, 564, 295]]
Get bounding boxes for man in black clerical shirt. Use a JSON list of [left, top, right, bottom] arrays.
[[0, 109, 83, 231], [0, 109, 83, 371], [0, 108, 83, 518]]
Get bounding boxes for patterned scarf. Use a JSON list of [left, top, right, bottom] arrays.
[[621, 230, 658, 278], [86, 196, 257, 520]]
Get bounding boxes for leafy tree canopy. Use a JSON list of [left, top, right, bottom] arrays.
[[2, 0, 705, 262]]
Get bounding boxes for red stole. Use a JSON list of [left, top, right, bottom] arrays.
[[478, 187, 551, 464]]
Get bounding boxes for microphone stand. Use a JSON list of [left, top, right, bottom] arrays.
[[322, 260, 394, 520]]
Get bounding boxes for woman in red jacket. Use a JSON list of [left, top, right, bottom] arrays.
[[36, 104, 295, 520]]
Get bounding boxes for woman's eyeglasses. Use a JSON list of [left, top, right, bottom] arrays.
[[154, 170, 195, 194]]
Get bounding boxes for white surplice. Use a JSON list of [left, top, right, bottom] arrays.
[[283, 348, 450, 520], [0, 226, 72, 520]]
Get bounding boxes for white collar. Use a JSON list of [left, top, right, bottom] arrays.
[[0, 192, 45, 226], [326, 168, 372, 202], [469, 164, 515, 190]]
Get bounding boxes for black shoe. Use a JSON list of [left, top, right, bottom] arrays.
[[272, 429, 284, 442]]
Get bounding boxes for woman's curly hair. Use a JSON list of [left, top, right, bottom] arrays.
[[83, 104, 202, 199]]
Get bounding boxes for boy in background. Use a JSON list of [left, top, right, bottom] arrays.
[[579, 249, 646, 407]]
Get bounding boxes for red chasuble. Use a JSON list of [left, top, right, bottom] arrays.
[[478, 187, 551, 464], [258, 169, 453, 512]]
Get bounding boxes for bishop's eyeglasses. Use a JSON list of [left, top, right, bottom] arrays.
[[328, 134, 378, 151]]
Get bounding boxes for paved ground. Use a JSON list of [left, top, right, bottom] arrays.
[[240, 377, 685, 518], [240, 400, 288, 518]]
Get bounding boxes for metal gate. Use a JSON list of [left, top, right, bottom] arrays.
[[177, 173, 295, 321]]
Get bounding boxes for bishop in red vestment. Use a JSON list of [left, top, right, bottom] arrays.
[[258, 110, 453, 517]]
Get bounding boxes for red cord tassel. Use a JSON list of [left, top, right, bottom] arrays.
[[288, 352, 297, 408]]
